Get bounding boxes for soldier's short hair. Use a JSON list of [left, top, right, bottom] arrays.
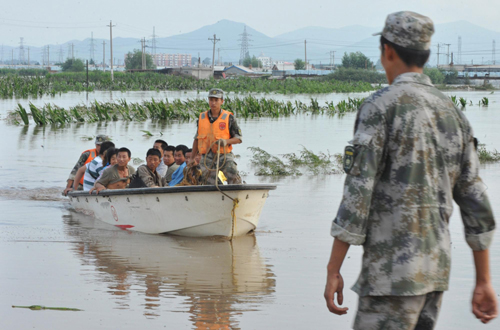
[[380, 36, 430, 68]]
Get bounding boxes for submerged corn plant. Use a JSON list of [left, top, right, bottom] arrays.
[[249, 146, 343, 176], [8, 96, 366, 125]]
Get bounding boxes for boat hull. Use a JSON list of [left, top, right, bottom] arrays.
[[68, 184, 276, 237]]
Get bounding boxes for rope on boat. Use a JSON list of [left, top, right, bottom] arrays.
[[212, 140, 239, 241]]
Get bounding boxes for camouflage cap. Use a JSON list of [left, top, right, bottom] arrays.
[[208, 88, 224, 99], [95, 134, 110, 145], [374, 11, 434, 51]]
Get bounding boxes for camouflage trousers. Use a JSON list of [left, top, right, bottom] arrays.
[[199, 152, 242, 185], [353, 291, 443, 330]]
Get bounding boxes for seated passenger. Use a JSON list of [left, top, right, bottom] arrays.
[[153, 139, 169, 177], [91, 148, 135, 194], [63, 134, 110, 195], [163, 145, 179, 183], [168, 145, 188, 186], [185, 148, 192, 161], [136, 148, 165, 188], [73, 141, 115, 192]]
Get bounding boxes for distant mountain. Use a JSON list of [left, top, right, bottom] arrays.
[[2, 20, 499, 67]]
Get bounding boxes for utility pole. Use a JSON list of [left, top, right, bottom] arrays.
[[142, 38, 146, 70], [437, 44, 440, 67], [329, 51, 336, 71], [458, 36, 462, 64], [208, 34, 220, 74], [217, 48, 220, 66], [27, 47, 30, 66], [107, 20, 116, 81], [304, 40, 307, 70], [102, 41, 106, 72], [12, 49, 14, 67], [72, 43, 74, 60], [443, 43, 451, 65], [151, 26, 157, 57], [493, 40, 496, 65], [47, 45, 50, 68], [90, 32, 95, 64]]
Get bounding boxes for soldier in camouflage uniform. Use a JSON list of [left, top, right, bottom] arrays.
[[324, 12, 497, 329], [191, 88, 242, 185], [63, 134, 110, 195]]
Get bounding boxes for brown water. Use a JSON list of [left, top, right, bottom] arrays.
[[0, 91, 499, 329]]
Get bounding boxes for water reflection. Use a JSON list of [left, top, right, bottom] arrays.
[[62, 211, 275, 329]]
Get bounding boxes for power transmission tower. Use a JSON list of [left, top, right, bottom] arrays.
[[208, 34, 220, 72], [493, 40, 496, 65], [27, 47, 30, 66], [89, 32, 95, 62], [19, 38, 25, 64], [107, 21, 116, 81], [71, 43, 74, 60], [59, 46, 64, 63], [47, 45, 50, 67], [238, 26, 252, 65], [67, 44, 72, 60], [457, 36, 462, 64], [102, 41, 106, 71], [329, 51, 336, 71]]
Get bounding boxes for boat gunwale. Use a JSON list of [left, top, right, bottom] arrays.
[[68, 184, 277, 198]]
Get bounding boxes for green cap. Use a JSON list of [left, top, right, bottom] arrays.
[[374, 11, 434, 51], [95, 134, 110, 145], [208, 88, 224, 99]]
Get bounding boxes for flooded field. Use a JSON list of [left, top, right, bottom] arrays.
[[0, 90, 499, 329]]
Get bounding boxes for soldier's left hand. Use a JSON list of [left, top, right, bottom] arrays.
[[324, 272, 348, 315], [472, 282, 498, 323]]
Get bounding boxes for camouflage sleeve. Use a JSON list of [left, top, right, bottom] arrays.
[[331, 102, 387, 245], [453, 134, 496, 251], [229, 115, 242, 142], [68, 151, 90, 181]]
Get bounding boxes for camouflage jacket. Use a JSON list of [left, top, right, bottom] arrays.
[[331, 72, 495, 297], [68, 151, 92, 181]]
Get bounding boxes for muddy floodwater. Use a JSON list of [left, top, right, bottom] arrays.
[[0, 90, 499, 329]]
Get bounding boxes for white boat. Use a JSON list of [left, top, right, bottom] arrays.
[[68, 184, 276, 238]]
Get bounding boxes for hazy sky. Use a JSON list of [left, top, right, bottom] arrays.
[[1, 0, 499, 47]]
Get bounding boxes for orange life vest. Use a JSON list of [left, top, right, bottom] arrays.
[[197, 110, 233, 154], [79, 148, 97, 185]]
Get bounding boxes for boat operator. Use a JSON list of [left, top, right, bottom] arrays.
[[190, 88, 242, 185], [63, 134, 110, 196]]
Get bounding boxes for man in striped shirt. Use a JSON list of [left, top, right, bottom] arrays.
[[78, 141, 115, 191]]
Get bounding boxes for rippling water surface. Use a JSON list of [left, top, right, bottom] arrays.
[[0, 90, 499, 329]]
